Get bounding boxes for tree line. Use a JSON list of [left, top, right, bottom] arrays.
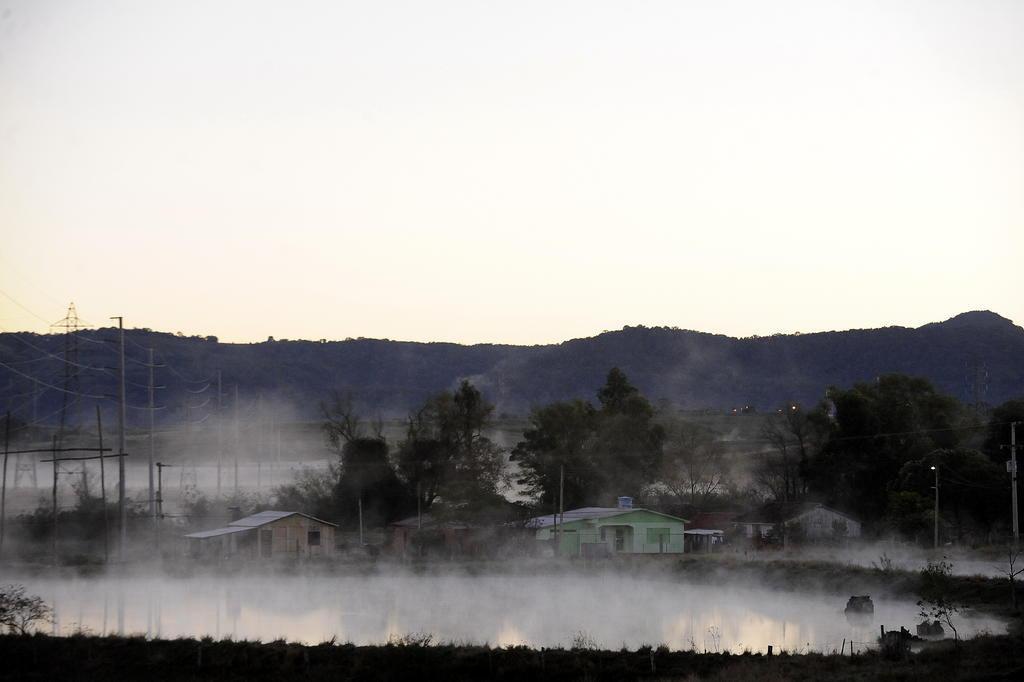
[[276, 368, 1022, 544]]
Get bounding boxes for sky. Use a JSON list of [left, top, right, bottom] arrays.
[[1, 0, 1021, 345]]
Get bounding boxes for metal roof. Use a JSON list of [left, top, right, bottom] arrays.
[[526, 507, 688, 529], [526, 508, 627, 529], [228, 511, 338, 528], [185, 510, 338, 539], [184, 526, 253, 539]]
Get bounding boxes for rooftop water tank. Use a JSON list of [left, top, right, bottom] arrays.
[[617, 496, 633, 509]]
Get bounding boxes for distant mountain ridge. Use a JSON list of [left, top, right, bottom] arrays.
[[1, 311, 1022, 426]]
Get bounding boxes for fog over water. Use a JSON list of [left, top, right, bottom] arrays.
[[18, 571, 1006, 653]]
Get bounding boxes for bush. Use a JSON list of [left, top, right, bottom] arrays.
[[0, 584, 52, 634]]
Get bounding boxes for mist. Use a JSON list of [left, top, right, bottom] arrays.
[[9, 565, 1005, 653]]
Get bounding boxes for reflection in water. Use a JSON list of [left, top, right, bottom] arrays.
[[21, 573, 1005, 652]]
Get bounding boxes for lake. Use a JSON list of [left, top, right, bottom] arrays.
[[17, 571, 1007, 652]]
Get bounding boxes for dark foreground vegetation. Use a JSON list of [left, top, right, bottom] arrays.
[[2, 631, 1023, 682], [670, 556, 1022, 617]]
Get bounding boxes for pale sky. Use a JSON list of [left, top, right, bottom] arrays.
[[1, 0, 1021, 345]]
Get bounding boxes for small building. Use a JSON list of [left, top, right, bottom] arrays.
[[185, 511, 337, 559], [683, 528, 725, 553], [689, 511, 741, 534], [735, 503, 861, 543], [527, 501, 688, 556], [388, 514, 477, 557]]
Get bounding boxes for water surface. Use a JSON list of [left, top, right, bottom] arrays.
[[21, 572, 1006, 652]]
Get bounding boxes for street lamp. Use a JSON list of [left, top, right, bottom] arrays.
[[930, 465, 939, 549]]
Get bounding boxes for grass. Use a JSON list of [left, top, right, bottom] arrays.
[[670, 555, 1020, 617], [2, 631, 1023, 681]]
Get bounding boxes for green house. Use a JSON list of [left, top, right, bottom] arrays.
[[528, 505, 688, 555]]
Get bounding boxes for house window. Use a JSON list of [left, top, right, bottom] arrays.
[[308, 529, 321, 546], [646, 528, 670, 548]]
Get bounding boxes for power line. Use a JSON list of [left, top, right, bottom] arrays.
[[0, 355, 51, 366], [0, 359, 107, 399], [0, 288, 54, 327], [0, 328, 115, 374], [153, 348, 213, 384], [73, 331, 115, 348], [831, 421, 1008, 443], [6, 403, 68, 433]]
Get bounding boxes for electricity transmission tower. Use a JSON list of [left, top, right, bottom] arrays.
[[51, 303, 89, 441], [52, 303, 93, 495]]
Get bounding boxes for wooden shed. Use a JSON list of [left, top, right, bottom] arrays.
[[185, 510, 337, 559]]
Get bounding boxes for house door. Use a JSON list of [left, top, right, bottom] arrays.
[[260, 529, 273, 558]]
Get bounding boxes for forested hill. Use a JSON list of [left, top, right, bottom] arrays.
[[2, 311, 1022, 426]]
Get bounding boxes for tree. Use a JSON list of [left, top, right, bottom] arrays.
[[658, 421, 728, 510], [1002, 547, 1024, 612], [593, 368, 665, 500], [758, 404, 829, 503], [511, 400, 597, 510], [315, 391, 411, 527], [396, 380, 507, 518], [917, 559, 964, 643], [983, 399, 1024, 465], [321, 390, 364, 449], [396, 412, 447, 512], [335, 437, 411, 528], [806, 375, 969, 524], [273, 463, 341, 521], [512, 368, 664, 508], [884, 491, 932, 543], [0, 584, 51, 634], [895, 449, 1005, 541], [597, 367, 639, 412]]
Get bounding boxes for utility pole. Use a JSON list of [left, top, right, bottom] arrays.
[[233, 384, 239, 495], [148, 348, 155, 518], [257, 392, 263, 489], [0, 412, 9, 559], [51, 435, 58, 566], [155, 462, 172, 553], [931, 465, 939, 550], [275, 425, 281, 488], [358, 494, 364, 546], [216, 370, 222, 497], [111, 316, 127, 561], [1010, 422, 1020, 546], [38, 444, 115, 566], [558, 464, 565, 555], [97, 404, 109, 563]]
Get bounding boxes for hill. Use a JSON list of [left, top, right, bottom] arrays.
[[1, 311, 1022, 426]]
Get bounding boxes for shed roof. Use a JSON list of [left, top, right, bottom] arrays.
[[184, 510, 337, 540], [526, 507, 687, 529], [389, 514, 471, 530], [229, 511, 337, 528], [689, 511, 740, 530], [184, 526, 253, 539], [735, 502, 859, 525]]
